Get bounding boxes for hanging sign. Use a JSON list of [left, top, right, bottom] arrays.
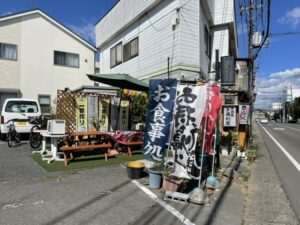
[[118, 100, 130, 130], [223, 106, 236, 127], [99, 98, 110, 131], [239, 104, 250, 125], [143, 79, 178, 161], [76, 97, 88, 131], [171, 84, 207, 178]]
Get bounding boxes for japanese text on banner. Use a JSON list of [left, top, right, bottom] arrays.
[[143, 79, 178, 161]]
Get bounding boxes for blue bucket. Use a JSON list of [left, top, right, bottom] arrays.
[[148, 169, 162, 189]]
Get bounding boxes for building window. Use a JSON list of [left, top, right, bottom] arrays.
[[224, 95, 234, 105], [110, 42, 122, 68], [123, 37, 139, 62], [204, 26, 212, 59], [38, 95, 51, 114], [54, 51, 79, 68], [0, 43, 17, 60]]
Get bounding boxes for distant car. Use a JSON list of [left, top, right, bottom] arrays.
[[260, 118, 269, 124], [288, 119, 297, 123]]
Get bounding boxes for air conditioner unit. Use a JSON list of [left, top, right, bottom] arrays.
[[47, 120, 66, 135]]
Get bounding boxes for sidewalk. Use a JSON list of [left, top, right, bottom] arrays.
[[243, 124, 299, 225]]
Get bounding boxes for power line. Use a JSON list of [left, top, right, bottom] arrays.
[[253, 0, 271, 60], [270, 32, 300, 37]]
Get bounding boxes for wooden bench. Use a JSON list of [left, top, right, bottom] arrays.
[[116, 141, 143, 157], [60, 143, 112, 166]]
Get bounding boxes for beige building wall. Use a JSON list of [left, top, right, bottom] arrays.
[[0, 18, 22, 89], [0, 11, 95, 111]]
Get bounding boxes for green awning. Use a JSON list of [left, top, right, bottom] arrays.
[[87, 73, 149, 92]]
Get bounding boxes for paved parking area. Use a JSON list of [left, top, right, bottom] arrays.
[[0, 140, 244, 225], [0, 140, 48, 182]]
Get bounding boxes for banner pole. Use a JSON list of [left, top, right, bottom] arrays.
[[164, 79, 181, 170], [197, 84, 210, 188]]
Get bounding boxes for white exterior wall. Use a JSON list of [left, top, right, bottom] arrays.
[[0, 18, 22, 89], [99, 0, 182, 80], [0, 13, 95, 107], [213, 0, 235, 25], [96, 0, 162, 48], [97, 0, 235, 81], [98, 0, 212, 80], [211, 27, 230, 67], [210, 0, 236, 71]]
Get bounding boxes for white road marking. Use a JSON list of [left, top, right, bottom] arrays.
[[260, 124, 300, 172], [273, 127, 285, 131], [131, 180, 195, 225], [33, 200, 45, 205], [276, 123, 300, 132]]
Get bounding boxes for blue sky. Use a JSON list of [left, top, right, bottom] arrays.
[[237, 1, 300, 109], [0, 1, 300, 109]]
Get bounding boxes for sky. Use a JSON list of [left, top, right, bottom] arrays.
[[0, 0, 300, 110], [237, 0, 300, 109]]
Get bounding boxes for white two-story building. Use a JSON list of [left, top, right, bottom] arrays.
[[0, 9, 97, 113], [95, 0, 237, 82]]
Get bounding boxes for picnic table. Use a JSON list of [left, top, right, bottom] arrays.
[[59, 131, 113, 166], [105, 131, 144, 157]]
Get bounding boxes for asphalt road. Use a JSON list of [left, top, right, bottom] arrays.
[[257, 121, 300, 221], [0, 140, 244, 225]]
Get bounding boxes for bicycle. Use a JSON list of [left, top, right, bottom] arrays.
[[29, 115, 48, 149], [4, 119, 22, 147]]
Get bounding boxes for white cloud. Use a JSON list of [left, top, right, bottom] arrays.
[[67, 19, 95, 45], [270, 68, 300, 79], [1, 11, 14, 16], [255, 69, 300, 109], [278, 6, 300, 29]]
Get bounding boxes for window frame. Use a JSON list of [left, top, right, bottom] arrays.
[[54, 50, 80, 68], [123, 37, 139, 62], [110, 42, 123, 68], [0, 42, 17, 61], [38, 94, 51, 114]]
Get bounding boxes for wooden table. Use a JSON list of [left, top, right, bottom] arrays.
[[60, 131, 113, 166]]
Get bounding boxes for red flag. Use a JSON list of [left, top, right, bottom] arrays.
[[202, 84, 222, 154]]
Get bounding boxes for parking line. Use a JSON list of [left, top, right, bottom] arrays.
[[260, 124, 300, 172], [131, 180, 195, 225]]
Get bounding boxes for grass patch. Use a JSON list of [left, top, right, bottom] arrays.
[[32, 150, 144, 172]]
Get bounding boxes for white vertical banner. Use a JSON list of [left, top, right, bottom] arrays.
[[171, 84, 207, 179], [223, 106, 236, 127], [239, 104, 250, 125]]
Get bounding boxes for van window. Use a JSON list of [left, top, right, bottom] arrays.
[[5, 101, 39, 113]]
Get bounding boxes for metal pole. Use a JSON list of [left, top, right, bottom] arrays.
[[167, 57, 170, 79], [248, 0, 254, 144], [215, 49, 219, 82]]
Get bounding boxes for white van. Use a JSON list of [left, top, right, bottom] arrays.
[[0, 98, 41, 134]]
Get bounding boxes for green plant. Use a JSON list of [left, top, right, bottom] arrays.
[[130, 94, 148, 124]]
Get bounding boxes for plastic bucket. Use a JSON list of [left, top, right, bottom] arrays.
[[127, 162, 145, 179], [148, 169, 162, 189]]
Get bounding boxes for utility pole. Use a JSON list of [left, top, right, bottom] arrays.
[[240, 0, 270, 144], [247, 0, 255, 143]]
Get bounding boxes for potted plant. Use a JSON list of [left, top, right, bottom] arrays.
[[162, 166, 183, 192]]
